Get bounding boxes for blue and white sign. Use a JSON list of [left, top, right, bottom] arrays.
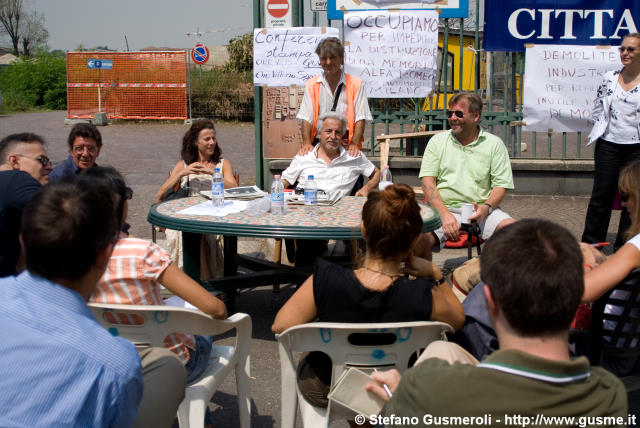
[[328, 0, 468, 20], [484, 0, 640, 52], [86, 59, 113, 69]]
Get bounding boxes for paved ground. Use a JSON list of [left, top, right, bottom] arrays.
[[0, 111, 625, 427]]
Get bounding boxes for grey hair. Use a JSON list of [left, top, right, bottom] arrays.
[[315, 37, 344, 59], [317, 111, 347, 134]]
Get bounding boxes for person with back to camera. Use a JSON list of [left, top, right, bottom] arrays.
[[582, 33, 640, 250], [156, 119, 238, 280], [86, 166, 227, 426], [366, 219, 627, 426], [581, 158, 640, 377], [0, 176, 145, 427], [271, 183, 464, 407]]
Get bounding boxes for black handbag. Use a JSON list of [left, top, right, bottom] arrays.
[[162, 176, 189, 201]]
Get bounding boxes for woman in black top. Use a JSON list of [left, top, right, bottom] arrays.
[[272, 183, 464, 406]]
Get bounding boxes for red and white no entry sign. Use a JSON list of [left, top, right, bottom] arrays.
[[267, 0, 289, 18], [191, 43, 209, 65]]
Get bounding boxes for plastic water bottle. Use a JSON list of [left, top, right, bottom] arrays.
[[270, 174, 284, 215], [211, 167, 224, 207], [379, 165, 393, 190], [304, 175, 317, 213]]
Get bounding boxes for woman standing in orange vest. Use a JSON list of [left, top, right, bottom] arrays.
[[296, 37, 372, 157]]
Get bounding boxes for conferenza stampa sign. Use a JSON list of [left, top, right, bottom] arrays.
[[484, 0, 639, 52]]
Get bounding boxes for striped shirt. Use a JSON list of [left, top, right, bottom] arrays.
[[0, 271, 142, 427], [92, 237, 195, 363]]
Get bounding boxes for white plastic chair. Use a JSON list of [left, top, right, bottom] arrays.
[[88, 303, 251, 428], [276, 320, 454, 428]]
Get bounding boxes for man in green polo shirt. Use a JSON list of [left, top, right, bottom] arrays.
[[366, 219, 627, 427], [416, 91, 515, 260]]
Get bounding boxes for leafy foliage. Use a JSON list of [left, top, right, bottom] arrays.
[[0, 51, 66, 111], [225, 32, 253, 72], [190, 67, 253, 121]]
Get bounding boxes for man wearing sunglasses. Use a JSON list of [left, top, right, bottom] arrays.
[[416, 92, 515, 260], [49, 122, 102, 181], [0, 133, 52, 277]]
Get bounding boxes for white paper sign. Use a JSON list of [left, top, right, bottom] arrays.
[[523, 45, 620, 133], [343, 10, 439, 98], [253, 27, 340, 87]]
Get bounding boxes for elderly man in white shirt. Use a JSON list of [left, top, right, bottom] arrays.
[[281, 111, 380, 266], [282, 112, 380, 198]]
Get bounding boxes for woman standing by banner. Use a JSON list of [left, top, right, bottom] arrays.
[[582, 33, 640, 250]]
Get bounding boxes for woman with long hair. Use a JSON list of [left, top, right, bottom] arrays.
[[156, 119, 237, 280], [157, 119, 237, 200], [272, 183, 464, 407]]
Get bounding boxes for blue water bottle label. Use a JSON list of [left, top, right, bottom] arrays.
[[304, 190, 317, 205], [211, 182, 223, 196], [271, 192, 283, 203]]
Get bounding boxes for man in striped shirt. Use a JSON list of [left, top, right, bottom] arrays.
[[0, 177, 143, 427]]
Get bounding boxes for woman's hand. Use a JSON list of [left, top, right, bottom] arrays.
[[580, 242, 607, 270], [404, 256, 442, 280], [185, 162, 214, 176]]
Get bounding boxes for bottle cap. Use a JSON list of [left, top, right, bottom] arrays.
[[308, 175, 314, 179], [214, 168, 220, 172], [274, 174, 281, 179]]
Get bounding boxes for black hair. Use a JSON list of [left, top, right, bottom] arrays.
[[21, 175, 119, 280]]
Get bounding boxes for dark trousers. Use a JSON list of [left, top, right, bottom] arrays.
[[582, 139, 640, 248]]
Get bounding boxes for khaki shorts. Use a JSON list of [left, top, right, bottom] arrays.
[[434, 207, 512, 247]]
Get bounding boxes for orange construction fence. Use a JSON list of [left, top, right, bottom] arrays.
[[66, 51, 188, 120]]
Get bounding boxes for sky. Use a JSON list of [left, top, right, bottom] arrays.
[[29, 0, 256, 51]]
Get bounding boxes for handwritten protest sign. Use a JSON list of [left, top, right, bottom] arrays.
[[343, 10, 439, 98], [523, 44, 619, 132], [253, 27, 339, 86]]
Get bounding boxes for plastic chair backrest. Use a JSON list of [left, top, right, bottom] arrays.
[[88, 303, 249, 349], [590, 268, 640, 363], [89, 303, 252, 428], [277, 320, 454, 427]]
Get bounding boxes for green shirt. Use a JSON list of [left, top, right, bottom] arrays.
[[419, 129, 514, 209], [383, 349, 627, 428]]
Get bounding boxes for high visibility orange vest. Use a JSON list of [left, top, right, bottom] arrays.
[[306, 73, 363, 149]]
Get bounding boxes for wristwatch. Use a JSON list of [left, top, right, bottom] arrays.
[[485, 203, 494, 215]]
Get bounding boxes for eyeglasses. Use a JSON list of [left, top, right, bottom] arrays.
[[619, 46, 636, 53], [620, 191, 629, 203], [16, 154, 52, 167], [447, 110, 465, 119], [72, 144, 98, 154], [125, 186, 133, 200]]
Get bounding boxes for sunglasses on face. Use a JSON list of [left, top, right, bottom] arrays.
[[16, 154, 52, 167], [619, 46, 636, 53], [447, 110, 465, 119]]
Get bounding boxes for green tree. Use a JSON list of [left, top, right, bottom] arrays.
[[0, 52, 66, 111], [225, 32, 252, 72]]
